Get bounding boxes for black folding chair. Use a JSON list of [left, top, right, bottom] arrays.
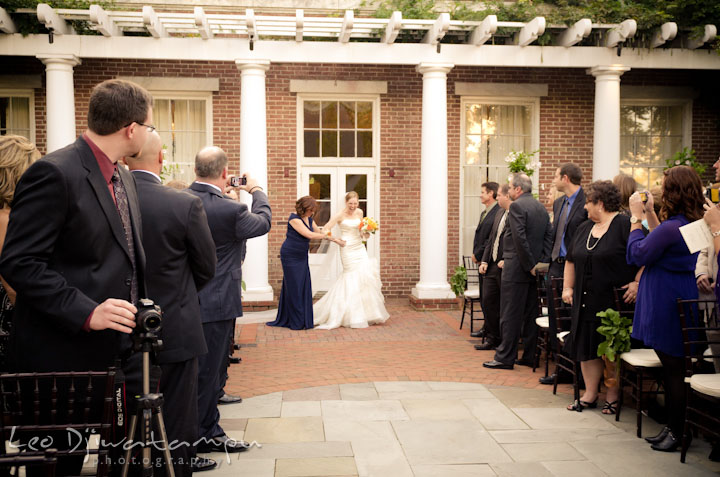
[[459, 256, 483, 334]]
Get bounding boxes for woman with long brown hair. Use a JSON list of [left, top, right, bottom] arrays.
[[627, 165, 705, 452]]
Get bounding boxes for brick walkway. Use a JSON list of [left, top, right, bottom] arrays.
[[226, 299, 573, 399]]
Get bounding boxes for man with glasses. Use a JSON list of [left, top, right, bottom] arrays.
[[0, 79, 153, 475]]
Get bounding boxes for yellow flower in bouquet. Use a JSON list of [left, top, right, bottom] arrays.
[[359, 217, 379, 234]]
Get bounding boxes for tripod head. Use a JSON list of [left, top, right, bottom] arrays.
[[131, 298, 164, 353]]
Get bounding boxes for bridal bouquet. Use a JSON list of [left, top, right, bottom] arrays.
[[359, 217, 379, 234]]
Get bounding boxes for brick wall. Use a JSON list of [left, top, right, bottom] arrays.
[[4, 57, 719, 299]]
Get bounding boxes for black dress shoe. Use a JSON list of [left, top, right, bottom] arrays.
[[651, 431, 684, 452], [539, 374, 556, 385], [644, 426, 670, 444], [515, 359, 533, 367], [474, 342, 496, 351], [218, 393, 243, 404], [228, 356, 242, 364], [470, 330, 486, 338], [197, 434, 250, 453], [191, 456, 218, 472], [483, 360, 514, 370]]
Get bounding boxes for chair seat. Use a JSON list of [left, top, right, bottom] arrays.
[[536, 316, 549, 328], [557, 331, 570, 343], [463, 288, 480, 299], [620, 349, 662, 368], [690, 374, 720, 398]]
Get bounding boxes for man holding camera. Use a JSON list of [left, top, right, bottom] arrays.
[[126, 131, 217, 475], [187, 146, 271, 454], [0, 79, 152, 474]]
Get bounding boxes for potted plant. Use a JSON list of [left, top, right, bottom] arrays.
[[664, 147, 706, 177], [596, 308, 633, 387], [505, 149, 541, 177], [450, 265, 467, 309]]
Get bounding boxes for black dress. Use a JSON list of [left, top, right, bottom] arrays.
[[267, 213, 314, 330], [564, 214, 637, 362]]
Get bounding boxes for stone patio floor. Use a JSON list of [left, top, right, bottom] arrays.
[[210, 299, 720, 476]]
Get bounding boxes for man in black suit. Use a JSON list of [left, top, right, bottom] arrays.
[[0, 79, 153, 474], [484, 173, 552, 370], [475, 184, 512, 350], [125, 132, 217, 475], [539, 163, 587, 385], [470, 182, 500, 338], [187, 146, 271, 454]]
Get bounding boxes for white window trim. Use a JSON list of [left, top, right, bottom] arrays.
[[459, 95, 540, 263], [0, 89, 36, 144]]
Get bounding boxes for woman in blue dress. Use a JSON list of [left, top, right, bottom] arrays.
[[627, 165, 705, 452], [268, 196, 345, 330]]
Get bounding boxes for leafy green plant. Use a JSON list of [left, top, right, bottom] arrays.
[[450, 265, 467, 297], [505, 150, 541, 177], [596, 308, 633, 362], [664, 147, 706, 177]]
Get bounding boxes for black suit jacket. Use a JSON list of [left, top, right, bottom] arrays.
[[0, 136, 146, 372], [187, 182, 271, 322], [552, 187, 587, 257], [481, 209, 508, 265], [472, 203, 500, 261], [132, 171, 216, 364], [501, 192, 553, 283]]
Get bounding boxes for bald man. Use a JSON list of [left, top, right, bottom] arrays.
[[126, 132, 217, 475], [187, 146, 271, 454]]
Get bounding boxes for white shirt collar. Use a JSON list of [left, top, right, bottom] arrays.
[[131, 169, 162, 183], [195, 181, 223, 194]]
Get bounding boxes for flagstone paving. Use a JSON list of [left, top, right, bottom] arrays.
[[210, 300, 720, 476]]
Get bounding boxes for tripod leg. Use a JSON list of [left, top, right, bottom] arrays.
[[141, 408, 154, 476], [121, 414, 138, 477], [153, 407, 176, 477]]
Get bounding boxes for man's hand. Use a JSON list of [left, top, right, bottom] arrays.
[[224, 188, 239, 200], [497, 260, 504, 269], [471, 255, 478, 264], [621, 281, 639, 303], [238, 173, 259, 193], [697, 274, 714, 295], [89, 299, 137, 334], [530, 264, 537, 277], [562, 288, 573, 305], [478, 262, 488, 274]]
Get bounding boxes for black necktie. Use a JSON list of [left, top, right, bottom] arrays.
[[551, 198, 568, 261], [111, 169, 138, 304]]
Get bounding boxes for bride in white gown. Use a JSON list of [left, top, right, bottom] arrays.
[[313, 191, 390, 329]]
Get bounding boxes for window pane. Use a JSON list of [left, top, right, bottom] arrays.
[[466, 104, 483, 135], [322, 131, 337, 157], [154, 98, 206, 185], [322, 102, 337, 128], [309, 174, 330, 199], [465, 134, 482, 165], [339, 101, 355, 129], [463, 166, 483, 194], [304, 101, 320, 128], [346, 174, 367, 199], [668, 106, 683, 134], [304, 131, 319, 157], [464, 196, 482, 229], [634, 107, 651, 134], [339, 131, 355, 157], [357, 131, 372, 157], [0, 97, 31, 137], [652, 106, 668, 136], [357, 102, 372, 129], [314, 202, 331, 226], [620, 107, 634, 134]]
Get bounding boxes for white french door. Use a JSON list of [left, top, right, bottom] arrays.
[[300, 166, 377, 293]]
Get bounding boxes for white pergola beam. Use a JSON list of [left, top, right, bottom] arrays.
[[37, 3, 74, 35], [142, 6, 166, 38], [0, 8, 16, 34], [423, 12, 450, 45], [605, 19, 636, 47], [382, 11, 401, 44], [557, 18, 591, 47], [295, 9, 303, 42], [515, 16, 545, 46], [89, 5, 119, 37], [470, 15, 497, 46], [246, 8, 256, 41], [339, 10, 353, 43], [651, 22, 677, 48], [194, 7, 213, 40], [686, 24, 716, 49]]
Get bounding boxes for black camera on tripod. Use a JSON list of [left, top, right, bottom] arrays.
[[135, 298, 163, 334]]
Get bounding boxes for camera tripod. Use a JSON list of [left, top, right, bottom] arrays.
[[120, 331, 175, 477]]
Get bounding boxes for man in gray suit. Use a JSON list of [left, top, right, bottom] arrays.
[[484, 173, 552, 369], [186, 146, 271, 454]]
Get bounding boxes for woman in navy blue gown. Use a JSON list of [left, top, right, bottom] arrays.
[[268, 196, 345, 330]]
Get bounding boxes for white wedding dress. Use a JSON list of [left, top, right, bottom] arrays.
[[313, 218, 390, 329]]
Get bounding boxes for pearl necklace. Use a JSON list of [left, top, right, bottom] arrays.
[[586, 213, 618, 251]]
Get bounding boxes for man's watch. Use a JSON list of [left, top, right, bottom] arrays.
[[630, 216, 641, 224]]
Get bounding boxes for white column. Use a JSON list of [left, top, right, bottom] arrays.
[[412, 62, 455, 300], [235, 59, 273, 302], [37, 54, 81, 153], [588, 65, 630, 180]]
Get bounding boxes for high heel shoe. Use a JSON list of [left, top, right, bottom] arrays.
[[644, 426, 670, 444]]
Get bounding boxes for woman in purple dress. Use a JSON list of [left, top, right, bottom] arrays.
[[627, 165, 705, 452]]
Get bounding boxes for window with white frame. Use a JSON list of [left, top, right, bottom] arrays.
[[620, 101, 691, 190], [0, 92, 34, 141], [153, 94, 212, 185], [302, 100, 374, 160], [461, 99, 537, 258]]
